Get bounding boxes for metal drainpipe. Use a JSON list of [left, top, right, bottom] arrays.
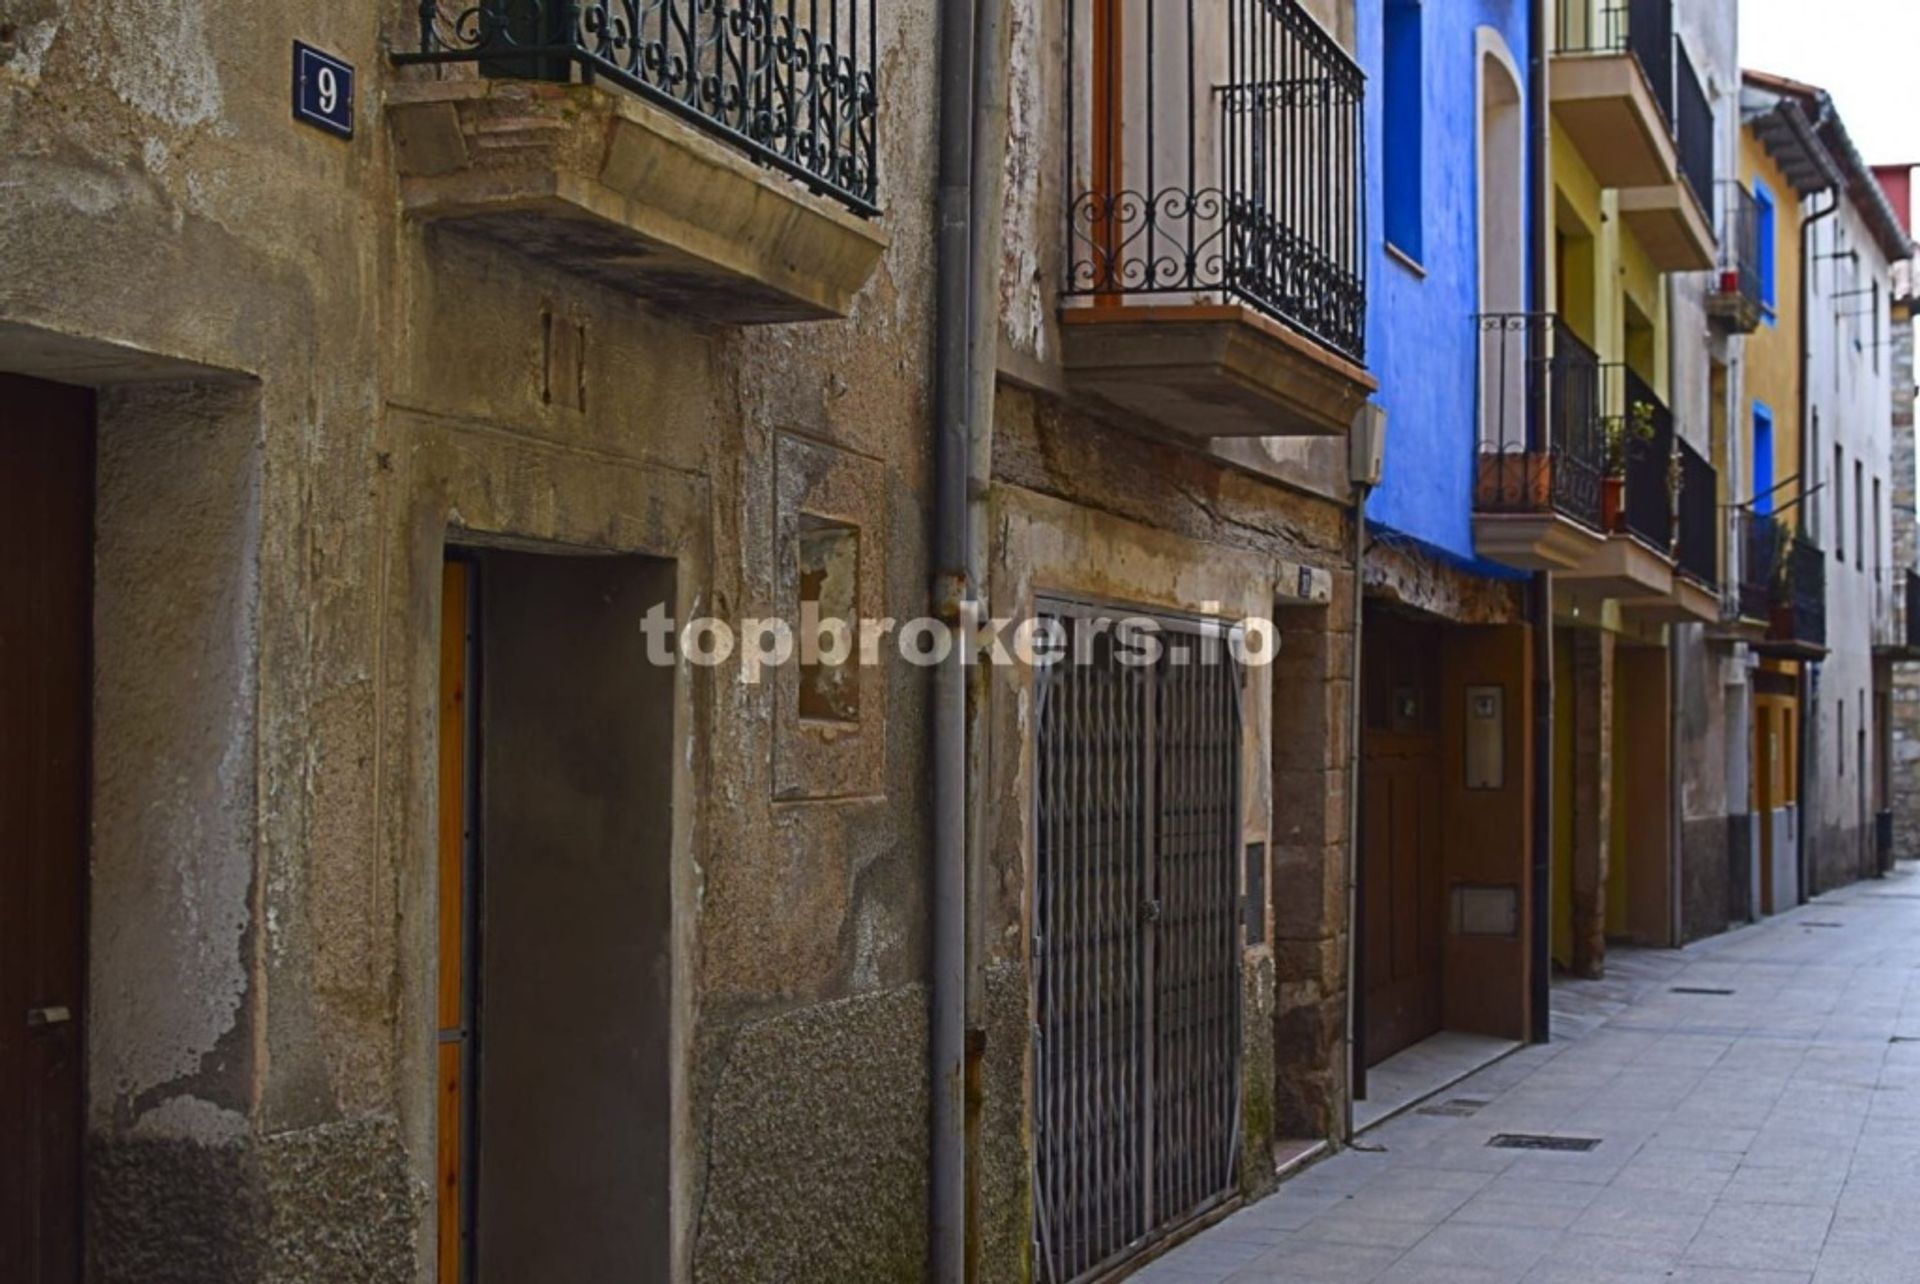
[[1528, 0, 1554, 1043], [932, 0, 978, 1278], [1667, 276, 1683, 949], [1798, 154, 1840, 904], [962, 0, 1011, 1277], [1342, 482, 1369, 1145]]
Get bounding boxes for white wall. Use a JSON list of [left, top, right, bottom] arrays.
[[1804, 189, 1898, 869]]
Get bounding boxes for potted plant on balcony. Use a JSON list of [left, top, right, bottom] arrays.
[[1602, 398, 1656, 532]]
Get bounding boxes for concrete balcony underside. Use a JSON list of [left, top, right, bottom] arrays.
[[1058, 303, 1377, 440], [1705, 288, 1766, 335], [1618, 183, 1716, 272], [1558, 533, 1674, 605], [1550, 52, 1677, 189], [386, 79, 888, 323], [1619, 574, 1720, 625], [1471, 511, 1608, 572]]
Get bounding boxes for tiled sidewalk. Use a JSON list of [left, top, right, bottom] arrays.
[[1135, 862, 1920, 1283]]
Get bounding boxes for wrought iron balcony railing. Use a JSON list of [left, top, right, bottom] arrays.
[[1674, 437, 1717, 589], [1619, 367, 1675, 554], [1674, 41, 1713, 216], [1475, 313, 1607, 533], [397, 0, 880, 215], [1064, 0, 1368, 364], [1739, 510, 1782, 623]]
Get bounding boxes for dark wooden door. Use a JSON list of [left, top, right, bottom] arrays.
[[1359, 610, 1444, 1070], [0, 374, 93, 1284]]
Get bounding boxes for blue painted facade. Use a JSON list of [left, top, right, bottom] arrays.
[[1357, 0, 1535, 574]]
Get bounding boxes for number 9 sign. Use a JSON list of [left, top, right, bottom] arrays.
[[293, 42, 355, 140]]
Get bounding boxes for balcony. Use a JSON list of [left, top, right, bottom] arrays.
[[1552, 1, 1713, 271], [388, 0, 888, 323], [1057, 0, 1376, 440], [1707, 183, 1767, 333], [1550, 0, 1676, 188], [1472, 314, 1610, 570], [1754, 530, 1828, 659], [1558, 367, 1677, 607], [1617, 42, 1715, 271], [1619, 434, 1718, 624], [1873, 569, 1920, 660]]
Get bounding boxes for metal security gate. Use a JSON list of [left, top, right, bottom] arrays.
[[1033, 607, 1244, 1284]]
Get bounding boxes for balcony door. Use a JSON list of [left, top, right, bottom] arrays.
[[1, 374, 93, 1284]]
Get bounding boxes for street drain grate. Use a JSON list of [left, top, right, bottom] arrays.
[[1417, 1097, 1491, 1118], [1486, 1134, 1601, 1153], [1669, 986, 1735, 996]]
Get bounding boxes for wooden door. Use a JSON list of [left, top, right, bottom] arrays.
[[0, 374, 94, 1284], [1754, 705, 1775, 914], [1359, 611, 1444, 1069]]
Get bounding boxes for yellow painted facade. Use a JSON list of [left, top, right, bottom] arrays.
[[1739, 128, 1805, 516]]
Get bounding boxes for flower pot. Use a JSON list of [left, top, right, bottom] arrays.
[[1602, 476, 1625, 532]]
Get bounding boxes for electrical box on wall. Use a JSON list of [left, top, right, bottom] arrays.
[[1465, 684, 1504, 789], [1349, 402, 1387, 487]]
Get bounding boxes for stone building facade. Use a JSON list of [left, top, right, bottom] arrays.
[[1, 3, 944, 1280]]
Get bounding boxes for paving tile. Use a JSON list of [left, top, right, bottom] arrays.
[[1447, 1194, 1587, 1232], [1398, 1222, 1557, 1276], [1289, 1209, 1431, 1251], [1717, 1164, 1847, 1207], [1226, 1239, 1402, 1282], [1135, 905, 1920, 1284], [1681, 1201, 1834, 1273]]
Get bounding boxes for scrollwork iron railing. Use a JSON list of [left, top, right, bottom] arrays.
[[396, 0, 880, 215], [1064, 0, 1367, 363], [1475, 313, 1607, 533]]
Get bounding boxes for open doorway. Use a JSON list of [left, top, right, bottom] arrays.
[[1, 375, 93, 1284], [1355, 605, 1533, 1127], [436, 548, 676, 1284]]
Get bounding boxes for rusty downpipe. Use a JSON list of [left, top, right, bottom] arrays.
[[932, 0, 979, 1278], [962, 0, 1012, 1279]]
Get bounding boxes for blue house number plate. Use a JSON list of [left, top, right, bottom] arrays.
[[292, 42, 354, 139]]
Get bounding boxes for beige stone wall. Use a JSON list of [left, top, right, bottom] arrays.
[[1, 2, 942, 1279]]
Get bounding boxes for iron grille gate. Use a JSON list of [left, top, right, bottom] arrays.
[[1033, 607, 1244, 1284]]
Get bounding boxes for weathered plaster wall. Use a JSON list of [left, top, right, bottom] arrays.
[[1, 1, 946, 1279]]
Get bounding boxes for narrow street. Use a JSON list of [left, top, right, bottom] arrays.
[[1140, 863, 1920, 1284]]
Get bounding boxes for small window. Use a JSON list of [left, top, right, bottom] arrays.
[[1752, 403, 1775, 514], [1383, 0, 1423, 261], [1754, 180, 1778, 318], [1855, 459, 1865, 571], [1835, 445, 1846, 563]]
